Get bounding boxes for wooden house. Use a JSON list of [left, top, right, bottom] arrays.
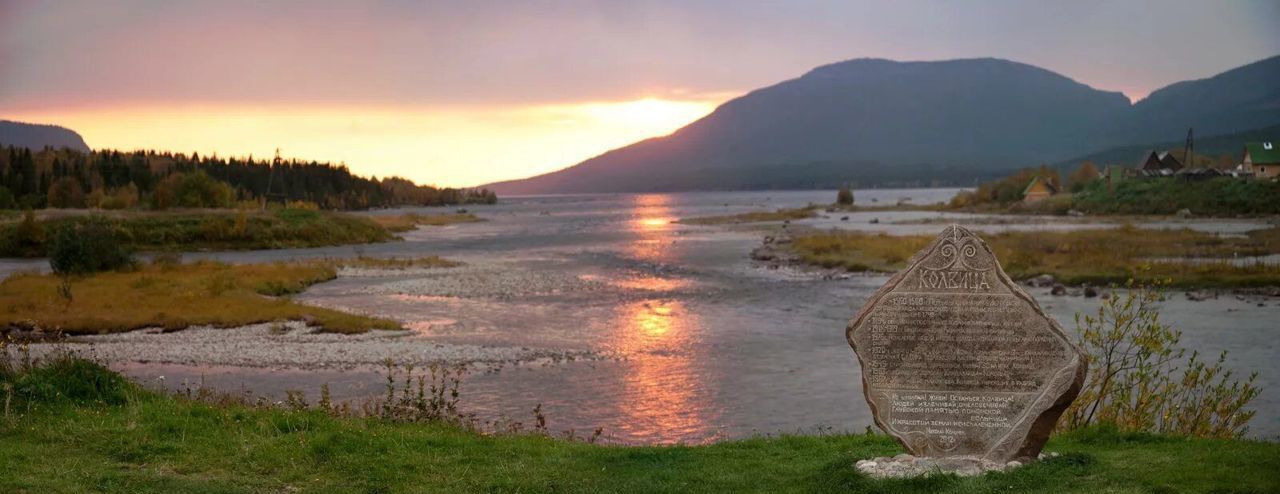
[[1243, 142, 1280, 179], [1139, 150, 1183, 172], [1022, 176, 1057, 203]]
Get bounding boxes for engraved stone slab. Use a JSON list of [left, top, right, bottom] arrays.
[[847, 225, 1086, 462]]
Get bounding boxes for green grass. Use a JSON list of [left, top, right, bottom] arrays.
[[0, 209, 398, 258], [1072, 177, 1280, 216], [0, 358, 1277, 493], [790, 226, 1280, 288], [0, 260, 402, 334]]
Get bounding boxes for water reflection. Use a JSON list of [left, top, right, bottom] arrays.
[[617, 300, 686, 349], [611, 275, 692, 292], [612, 299, 718, 443], [626, 194, 677, 262]]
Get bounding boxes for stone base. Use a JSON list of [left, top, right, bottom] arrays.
[[854, 452, 1060, 478]]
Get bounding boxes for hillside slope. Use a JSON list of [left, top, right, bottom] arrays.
[[0, 120, 90, 152]]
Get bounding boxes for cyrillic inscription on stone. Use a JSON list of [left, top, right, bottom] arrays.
[[847, 225, 1086, 462]]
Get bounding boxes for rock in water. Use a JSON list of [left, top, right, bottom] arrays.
[[846, 225, 1087, 463]]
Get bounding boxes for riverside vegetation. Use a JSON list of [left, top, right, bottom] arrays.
[[1, 281, 1274, 493], [0, 208, 484, 258], [1060, 280, 1261, 438], [950, 165, 1280, 216], [789, 226, 1280, 288], [0, 215, 468, 334], [0, 259, 403, 334]]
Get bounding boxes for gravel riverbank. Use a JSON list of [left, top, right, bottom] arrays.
[[19, 321, 604, 371]]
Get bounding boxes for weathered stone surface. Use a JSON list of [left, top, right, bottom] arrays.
[[847, 225, 1086, 462]]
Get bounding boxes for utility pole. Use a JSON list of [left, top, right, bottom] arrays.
[[263, 148, 281, 210], [1184, 128, 1194, 168]]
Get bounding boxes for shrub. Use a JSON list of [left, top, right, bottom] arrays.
[[151, 171, 235, 209], [18, 193, 46, 209], [0, 350, 133, 409], [1059, 278, 1260, 438], [86, 189, 106, 209], [100, 184, 139, 210], [47, 177, 86, 208], [836, 186, 854, 206], [0, 185, 15, 209], [951, 165, 1062, 208], [1, 209, 45, 257], [48, 218, 134, 275]]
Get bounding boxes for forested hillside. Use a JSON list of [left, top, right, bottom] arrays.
[[0, 146, 496, 210]]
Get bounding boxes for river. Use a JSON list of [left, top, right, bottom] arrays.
[[20, 189, 1279, 443]]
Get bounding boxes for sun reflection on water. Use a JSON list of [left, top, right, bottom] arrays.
[[610, 299, 718, 443], [626, 194, 678, 261]]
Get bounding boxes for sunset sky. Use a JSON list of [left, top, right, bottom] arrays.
[[2, 1, 1278, 187]]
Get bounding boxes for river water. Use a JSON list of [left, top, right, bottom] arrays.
[[24, 189, 1280, 442]]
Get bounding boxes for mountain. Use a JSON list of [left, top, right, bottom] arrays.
[[1122, 55, 1280, 143], [1055, 123, 1280, 171], [488, 55, 1280, 194], [0, 120, 91, 153]]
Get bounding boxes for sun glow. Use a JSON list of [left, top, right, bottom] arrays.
[[2, 96, 727, 188]]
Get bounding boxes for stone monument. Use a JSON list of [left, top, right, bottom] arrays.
[[847, 225, 1086, 470]]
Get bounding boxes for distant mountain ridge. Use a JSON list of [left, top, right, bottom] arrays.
[[0, 120, 91, 153], [1055, 123, 1280, 171], [1124, 55, 1280, 143], [488, 55, 1280, 193]]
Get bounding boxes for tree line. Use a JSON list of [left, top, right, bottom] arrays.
[[0, 145, 497, 210]]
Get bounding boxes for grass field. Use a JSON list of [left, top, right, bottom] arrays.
[[0, 357, 1277, 493], [0, 260, 403, 334], [790, 226, 1280, 287]]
